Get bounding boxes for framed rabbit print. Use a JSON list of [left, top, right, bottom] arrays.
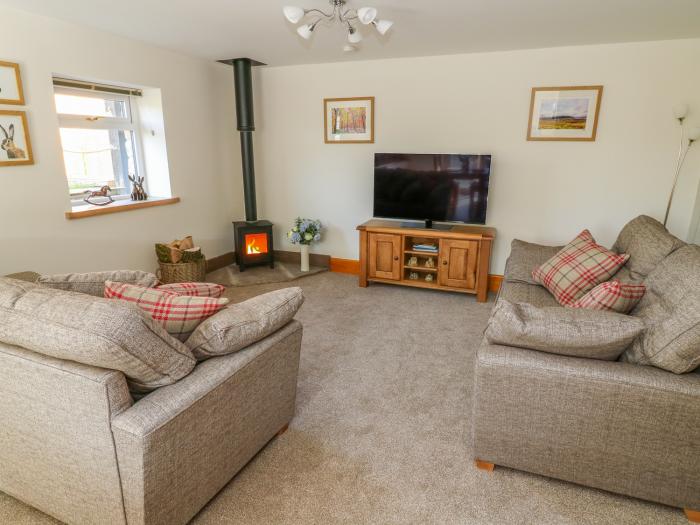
[[0, 110, 34, 167], [0, 61, 25, 105]]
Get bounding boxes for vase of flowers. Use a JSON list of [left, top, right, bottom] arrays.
[[287, 218, 322, 272]]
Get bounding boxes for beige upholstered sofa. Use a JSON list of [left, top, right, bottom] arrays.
[[0, 273, 303, 525], [473, 216, 700, 520]]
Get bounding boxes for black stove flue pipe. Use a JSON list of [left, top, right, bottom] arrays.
[[220, 57, 264, 222]]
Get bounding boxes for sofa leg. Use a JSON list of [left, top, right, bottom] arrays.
[[276, 423, 289, 437], [475, 459, 495, 472], [685, 509, 700, 523]]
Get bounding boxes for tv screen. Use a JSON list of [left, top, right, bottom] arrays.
[[373, 153, 491, 224]]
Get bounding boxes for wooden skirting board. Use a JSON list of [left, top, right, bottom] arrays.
[[330, 257, 503, 293], [206, 252, 503, 293]]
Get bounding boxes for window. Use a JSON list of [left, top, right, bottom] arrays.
[[54, 81, 145, 205]]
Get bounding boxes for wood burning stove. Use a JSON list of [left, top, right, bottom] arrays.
[[221, 57, 275, 272], [233, 220, 274, 271]]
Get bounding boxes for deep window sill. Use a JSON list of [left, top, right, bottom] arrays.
[[65, 196, 180, 220]]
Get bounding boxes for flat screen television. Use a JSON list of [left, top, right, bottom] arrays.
[[373, 153, 492, 225]]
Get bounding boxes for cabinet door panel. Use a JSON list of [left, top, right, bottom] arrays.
[[368, 233, 401, 280], [439, 239, 479, 290]]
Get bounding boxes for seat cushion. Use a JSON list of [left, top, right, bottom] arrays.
[[503, 239, 563, 285], [622, 245, 700, 373], [0, 277, 196, 394], [532, 229, 629, 306], [485, 299, 644, 361], [612, 215, 685, 282], [499, 280, 560, 308], [571, 280, 646, 314], [105, 281, 229, 341], [38, 270, 158, 297], [186, 287, 304, 360]]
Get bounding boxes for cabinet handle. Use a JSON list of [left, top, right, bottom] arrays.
[[442, 260, 448, 265], [393, 256, 399, 261]]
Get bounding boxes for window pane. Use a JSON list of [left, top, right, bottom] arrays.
[[55, 93, 129, 119], [59, 127, 139, 196]]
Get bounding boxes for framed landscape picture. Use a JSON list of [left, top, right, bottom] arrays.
[[0, 61, 25, 105], [324, 96, 374, 144], [0, 110, 34, 167], [527, 86, 603, 141]]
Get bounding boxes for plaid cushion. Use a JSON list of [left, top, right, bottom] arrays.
[[571, 280, 646, 313], [532, 230, 630, 306], [104, 281, 228, 340], [156, 282, 226, 298]]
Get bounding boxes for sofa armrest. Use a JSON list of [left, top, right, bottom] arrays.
[[473, 341, 700, 510], [110, 320, 302, 525]]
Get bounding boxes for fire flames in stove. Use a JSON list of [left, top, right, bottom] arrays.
[[245, 233, 269, 255]]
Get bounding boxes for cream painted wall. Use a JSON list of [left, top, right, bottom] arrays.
[[254, 39, 700, 274], [0, 7, 242, 276]]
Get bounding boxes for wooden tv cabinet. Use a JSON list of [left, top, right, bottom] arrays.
[[357, 220, 496, 302]]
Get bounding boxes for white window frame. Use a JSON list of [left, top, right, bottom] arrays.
[[54, 86, 147, 207]]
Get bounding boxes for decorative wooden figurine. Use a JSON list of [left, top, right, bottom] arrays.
[[407, 256, 418, 267], [424, 257, 435, 268], [83, 185, 114, 206], [409, 272, 419, 280], [128, 174, 148, 201]]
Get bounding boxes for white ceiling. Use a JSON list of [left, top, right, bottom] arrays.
[[4, 0, 700, 66]]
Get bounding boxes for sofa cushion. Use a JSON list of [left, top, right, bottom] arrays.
[[186, 287, 304, 360], [532, 229, 629, 306], [498, 280, 559, 308], [156, 282, 226, 298], [485, 299, 644, 361], [622, 245, 700, 373], [503, 239, 563, 285], [0, 277, 196, 394], [38, 270, 158, 297], [105, 281, 229, 341], [571, 280, 646, 314], [612, 215, 685, 282]]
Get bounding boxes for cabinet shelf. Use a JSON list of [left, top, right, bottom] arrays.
[[404, 265, 438, 272], [404, 250, 438, 257]]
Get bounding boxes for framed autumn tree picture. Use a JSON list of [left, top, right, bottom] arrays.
[[324, 97, 374, 144]]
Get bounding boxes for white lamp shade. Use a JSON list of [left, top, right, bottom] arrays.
[[673, 104, 689, 119], [357, 7, 378, 24], [348, 29, 363, 44], [297, 24, 314, 39], [283, 6, 305, 24], [373, 19, 394, 35], [689, 127, 700, 141]]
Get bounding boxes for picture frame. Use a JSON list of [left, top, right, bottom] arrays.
[[324, 96, 374, 144], [0, 61, 25, 105], [0, 110, 34, 167], [527, 86, 603, 142]]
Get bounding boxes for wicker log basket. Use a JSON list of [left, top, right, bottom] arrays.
[[155, 235, 207, 284], [157, 259, 206, 284]]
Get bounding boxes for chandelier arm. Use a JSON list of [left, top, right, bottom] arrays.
[[305, 8, 334, 19]]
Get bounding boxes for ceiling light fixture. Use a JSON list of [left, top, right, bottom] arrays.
[[283, 0, 393, 51]]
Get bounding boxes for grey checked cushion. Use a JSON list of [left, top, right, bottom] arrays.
[[485, 299, 644, 360], [38, 270, 158, 297], [0, 277, 196, 394], [504, 239, 563, 285], [623, 245, 700, 373], [612, 215, 685, 282], [186, 287, 304, 360]]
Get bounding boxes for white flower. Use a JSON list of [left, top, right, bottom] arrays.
[[304, 232, 313, 241]]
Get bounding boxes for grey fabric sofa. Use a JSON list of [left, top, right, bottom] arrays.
[[473, 218, 700, 519], [0, 277, 303, 525]]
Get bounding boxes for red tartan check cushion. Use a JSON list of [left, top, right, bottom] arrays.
[[571, 280, 646, 313], [156, 282, 226, 298], [104, 281, 229, 340], [532, 230, 630, 306]]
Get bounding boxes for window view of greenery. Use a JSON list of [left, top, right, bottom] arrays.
[[55, 91, 140, 199]]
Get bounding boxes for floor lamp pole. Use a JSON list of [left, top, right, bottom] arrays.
[[664, 121, 688, 227]]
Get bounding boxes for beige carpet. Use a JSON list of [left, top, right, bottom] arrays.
[[207, 260, 326, 287], [0, 273, 686, 524]]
